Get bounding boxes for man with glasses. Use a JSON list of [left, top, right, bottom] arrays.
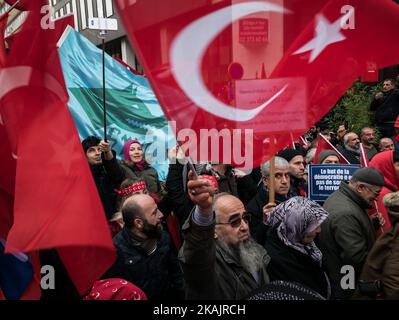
[[318, 167, 386, 299], [179, 172, 270, 299]]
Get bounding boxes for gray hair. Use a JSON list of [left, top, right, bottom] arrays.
[[343, 132, 358, 146], [260, 156, 289, 177]]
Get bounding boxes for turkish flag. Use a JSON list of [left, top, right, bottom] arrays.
[[314, 134, 349, 164], [0, 3, 115, 296], [115, 0, 399, 168]]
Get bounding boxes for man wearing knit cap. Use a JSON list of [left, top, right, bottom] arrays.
[[318, 167, 385, 299], [278, 148, 307, 197], [317, 150, 340, 164]]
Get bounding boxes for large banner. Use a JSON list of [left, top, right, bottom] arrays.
[[308, 164, 360, 202], [58, 27, 175, 180]]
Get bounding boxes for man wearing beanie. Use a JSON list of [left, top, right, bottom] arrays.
[[318, 167, 385, 299], [81, 136, 118, 219], [317, 150, 340, 164], [278, 148, 307, 197]]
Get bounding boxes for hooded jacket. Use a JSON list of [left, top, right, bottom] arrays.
[[369, 151, 398, 237]]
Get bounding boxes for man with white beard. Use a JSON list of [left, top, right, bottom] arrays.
[[179, 172, 270, 300]]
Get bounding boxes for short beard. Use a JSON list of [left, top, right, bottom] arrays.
[[142, 220, 163, 239], [217, 238, 265, 275]]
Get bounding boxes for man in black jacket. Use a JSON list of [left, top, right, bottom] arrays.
[[82, 136, 117, 219], [105, 194, 184, 300], [370, 78, 399, 138]]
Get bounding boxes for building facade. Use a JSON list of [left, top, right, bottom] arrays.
[[50, 0, 140, 71]]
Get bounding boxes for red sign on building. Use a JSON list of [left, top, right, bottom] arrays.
[[239, 18, 268, 44]]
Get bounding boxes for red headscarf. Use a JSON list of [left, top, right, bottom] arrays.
[[84, 278, 147, 300], [369, 150, 399, 191], [123, 139, 145, 171]]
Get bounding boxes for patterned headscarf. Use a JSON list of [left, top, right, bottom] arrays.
[[84, 278, 147, 300], [268, 197, 328, 264]]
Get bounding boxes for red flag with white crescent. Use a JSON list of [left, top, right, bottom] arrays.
[[115, 0, 399, 169]]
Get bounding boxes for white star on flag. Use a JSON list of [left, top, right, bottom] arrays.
[[293, 12, 352, 63]]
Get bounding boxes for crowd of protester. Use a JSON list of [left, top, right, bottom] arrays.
[[44, 77, 399, 300]]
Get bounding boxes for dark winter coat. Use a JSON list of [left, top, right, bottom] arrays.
[[178, 213, 270, 300], [246, 187, 289, 240], [89, 164, 118, 220], [370, 89, 399, 137], [340, 148, 361, 165], [319, 181, 375, 299], [264, 228, 330, 298], [105, 227, 184, 300]]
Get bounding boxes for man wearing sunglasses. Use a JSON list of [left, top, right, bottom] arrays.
[[179, 172, 271, 300]]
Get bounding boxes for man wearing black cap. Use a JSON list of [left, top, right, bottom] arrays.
[[278, 148, 307, 197], [318, 167, 385, 299]]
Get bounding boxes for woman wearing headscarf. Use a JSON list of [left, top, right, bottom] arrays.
[[263, 197, 330, 298], [100, 139, 162, 197], [368, 150, 399, 237], [357, 191, 399, 299]]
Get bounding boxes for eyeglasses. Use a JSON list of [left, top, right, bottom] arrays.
[[215, 212, 251, 228]]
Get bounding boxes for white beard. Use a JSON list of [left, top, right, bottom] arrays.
[[217, 238, 266, 275]]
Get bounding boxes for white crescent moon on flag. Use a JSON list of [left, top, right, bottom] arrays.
[[170, 1, 289, 122], [0, 66, 67, 102]]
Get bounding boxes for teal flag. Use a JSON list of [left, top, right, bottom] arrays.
[[58, 27, 175, 180]]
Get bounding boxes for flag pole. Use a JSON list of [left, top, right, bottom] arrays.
[[100, 30, 107, 142], [6, 0, 21, 14], [268, 156, 276, 203]]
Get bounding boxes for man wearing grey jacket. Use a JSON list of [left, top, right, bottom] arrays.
[[319, 167, 385, 299]]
